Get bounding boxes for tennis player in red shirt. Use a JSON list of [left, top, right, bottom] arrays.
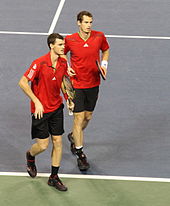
[[18, 33, 72, 191], [65, 11, 110, 171]]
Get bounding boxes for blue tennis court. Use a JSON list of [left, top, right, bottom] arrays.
[[1, 0, 170, 205]]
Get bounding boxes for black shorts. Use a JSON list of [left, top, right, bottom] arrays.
[[31, 104, 64, 139], [73, 86, 99, 113]]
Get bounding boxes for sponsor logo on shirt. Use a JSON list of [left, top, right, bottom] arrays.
[[83, 43, 89, 47], [32, 64, 37, 69], [52, 77, 56, 80], [27, 69, 35, 79]]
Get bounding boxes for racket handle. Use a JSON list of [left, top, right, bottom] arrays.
[[67, 98, 74, 116]]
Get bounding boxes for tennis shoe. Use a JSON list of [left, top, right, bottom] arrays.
[[68, 133, 76, 155], [77, 152, 90, 171], [26, 151, 37, 178], [48, 175, 68, 191]]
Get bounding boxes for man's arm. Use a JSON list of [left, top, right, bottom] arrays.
[[101, 49, 109, 76], [18, 76, 44, 119], [60, 55, 76, 77], [102, 49, 109, 61]]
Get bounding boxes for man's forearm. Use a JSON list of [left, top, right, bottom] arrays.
[[18, 76, 40, 104], [102, 49, 109, 61]]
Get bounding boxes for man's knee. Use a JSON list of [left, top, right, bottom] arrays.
[[74, 112, 85, 125], [52, 136, 62, 146], [37, 139, 49, 152], [85, 112, 93, 121]]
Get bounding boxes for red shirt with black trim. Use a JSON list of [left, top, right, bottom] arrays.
[[24, 52, 67, 113], [64, 30, 109, 89]]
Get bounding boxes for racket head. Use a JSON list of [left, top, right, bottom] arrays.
[[63, 75, 75, 99], [96, 60, 106, 80]]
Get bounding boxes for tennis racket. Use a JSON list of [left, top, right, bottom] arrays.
[[62, 75, 75, 115], [96, 60, 106, 80]]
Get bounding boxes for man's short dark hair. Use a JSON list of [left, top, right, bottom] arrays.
[[47, 33, 64, 49], [77, 11, 93, 23]]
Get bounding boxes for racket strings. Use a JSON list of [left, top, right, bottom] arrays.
[[63, 76, 75, 99]]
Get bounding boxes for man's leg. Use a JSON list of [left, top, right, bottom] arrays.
[[72, 111, 93, 147], [69, 111, 93, 153], [48, 135, 67, 191], [72, 111, 85, 147], [82, 111, 93, 130], [51, 135, 62, 167], [68, 87, 98, 170], [26, 138, 49, 178], [68, 88, 85, 154], [70, 112, 90, 171], [27, 110, 50, 177], [29, 138, 49, 156]]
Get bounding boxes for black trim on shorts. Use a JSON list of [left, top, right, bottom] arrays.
[[31, 104, 64, 139], [73, 86, 99, 113]]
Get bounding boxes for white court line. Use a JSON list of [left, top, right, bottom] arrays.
[[0, 31, 170, 40], [1, 172, 170, 183], [48, 0, 66, 34], [0, 0, 66, 36], [106, 34, 170, 40], [0, 31, 48, 35]]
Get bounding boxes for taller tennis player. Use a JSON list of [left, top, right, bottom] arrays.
[[65, 11, 110, 171]]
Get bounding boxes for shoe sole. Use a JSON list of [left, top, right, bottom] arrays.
[[77, 160, 90, 171], [78, 165, 90, 171], [27, 167, 37, 178]]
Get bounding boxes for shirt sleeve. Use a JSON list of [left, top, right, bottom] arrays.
[[24, 60, 40, 81], [101, 33, 110, 52]]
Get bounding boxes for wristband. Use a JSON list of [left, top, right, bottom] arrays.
[[63, 93, 68, 101], [101, 60, 108, 69]]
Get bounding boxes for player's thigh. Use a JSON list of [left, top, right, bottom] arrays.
[[31, 113, 49, 139], [85, 86, 99, 112], [48, 105, 64, 136], [73, 89, 86, 113]]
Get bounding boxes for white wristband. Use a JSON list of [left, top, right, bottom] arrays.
[[101, 60, 108, 69]]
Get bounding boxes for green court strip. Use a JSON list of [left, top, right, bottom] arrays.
[[0, 175, 170, 206]]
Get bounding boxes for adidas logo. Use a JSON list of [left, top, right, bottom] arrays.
[[83, 43, 89, 47], [52, 77, 56, 80], [32, 64, 37, 70]]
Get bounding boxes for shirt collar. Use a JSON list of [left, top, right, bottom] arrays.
[[45, 52, 52, 67], [43, 52, 63, 69]]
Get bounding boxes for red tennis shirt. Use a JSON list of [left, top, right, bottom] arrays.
[[64, 30, 109, 89], [24, 52, 67, 113]]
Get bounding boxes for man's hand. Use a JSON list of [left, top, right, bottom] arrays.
[[66, 98, 74, 115], [67, 67, 76, 77], [34, 100, 44, 119]]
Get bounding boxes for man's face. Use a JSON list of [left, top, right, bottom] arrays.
[[51, 38, 65, 55], [78, 15, 93, 34]]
